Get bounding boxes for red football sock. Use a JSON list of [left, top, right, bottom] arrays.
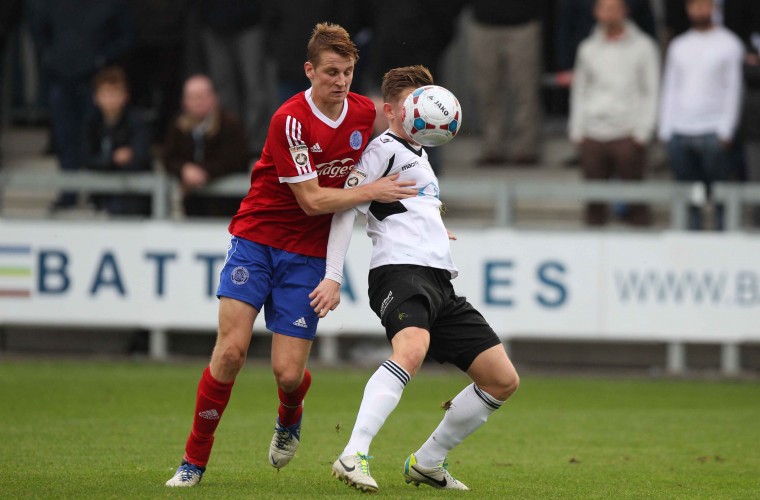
[[183, 366, 234, 467], [277, 368, 311, 427]]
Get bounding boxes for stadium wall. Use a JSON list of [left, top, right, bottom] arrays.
[[1, 221, 758, 347]]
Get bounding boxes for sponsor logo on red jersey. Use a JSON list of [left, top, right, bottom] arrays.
[[316, 158, 355, 178]]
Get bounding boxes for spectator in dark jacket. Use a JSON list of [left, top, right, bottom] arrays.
[[125, 0, 188, 144], [163, 75, 249, 217], [37, 0, 135, 209], [84, 66, 152, 216], [724, 0, 760, 224], [0, 0, 23, 164]]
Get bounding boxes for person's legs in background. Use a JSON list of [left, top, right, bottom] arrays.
[[48, 77, 91, 209], [745, 140, 760, 227], [502, 20, 542, 164], [579, 138, 611, 226], [613, 137, 651, 226], [667, 134, 703, 230], [235, 26, 269, 156], [700, 133, 731, 231], [470, 23, 508, 165]]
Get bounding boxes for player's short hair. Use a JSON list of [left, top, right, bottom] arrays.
[[93, 66, 129, 91], [381, 65, 434, 103], [307, 23, 359, 67]]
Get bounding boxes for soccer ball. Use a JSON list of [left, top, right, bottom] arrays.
[[401, 85, 462, 147]]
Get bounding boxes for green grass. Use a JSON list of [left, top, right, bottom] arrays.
[[1, 360, 759, 499]]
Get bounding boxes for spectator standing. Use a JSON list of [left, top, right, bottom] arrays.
[[364, 0, 463, 173], [570, 0, 660, 226], [37, 0, 135, 209], [84, 66, 152, 216], [125, 0, 188, 144], [659, 0, 744, 230], [555, 0, 656, 85], [469, 0, 544, 166], [0, 0, 23, 164], [199, 0, 272, 156], [163, 75, 249, 218], [725, 0, 760, 224]]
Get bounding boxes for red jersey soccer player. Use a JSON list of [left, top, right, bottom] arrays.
[[166, 23, 417, 487]]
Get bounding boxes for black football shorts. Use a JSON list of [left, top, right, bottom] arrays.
[[368, 264, 501, 371]]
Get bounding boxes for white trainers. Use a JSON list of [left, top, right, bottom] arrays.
[[165, 461, 205, 487], [269, 418, 301, 468], [403, 453, 469, 490], [332, 452, 378, 493]]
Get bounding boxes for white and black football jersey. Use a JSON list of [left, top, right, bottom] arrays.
[[344, 130, 458, 278]]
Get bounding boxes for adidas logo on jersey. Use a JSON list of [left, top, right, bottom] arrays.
[[198, 409, 220, 420], [310, 142, 322, 153], [293, 317, 308, 328]]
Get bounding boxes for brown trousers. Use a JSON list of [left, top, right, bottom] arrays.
[[579, 137, 652, 226]]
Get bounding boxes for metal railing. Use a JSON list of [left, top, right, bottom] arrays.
[[3, 168, 758, 231]]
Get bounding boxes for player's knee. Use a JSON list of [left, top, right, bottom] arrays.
[[393, 345, 427, 375], [504, 370, 520, 399], [479, 367, 519, 403], [212, 342, 247, 374], [495, 369, 520, 402], [272, 366, 303, 392]]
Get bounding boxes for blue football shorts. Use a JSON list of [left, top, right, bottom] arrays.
[[216, 236, 325, 340]]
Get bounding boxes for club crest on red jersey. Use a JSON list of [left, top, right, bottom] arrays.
[[350, 130, 362, 150]]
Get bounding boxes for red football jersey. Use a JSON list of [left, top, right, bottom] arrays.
[[229, 89, 375, 257]]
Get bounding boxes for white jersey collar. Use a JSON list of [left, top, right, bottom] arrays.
[[305, 87, 348, 129]]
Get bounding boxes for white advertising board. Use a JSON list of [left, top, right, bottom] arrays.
[[1, 220, 758, 342]]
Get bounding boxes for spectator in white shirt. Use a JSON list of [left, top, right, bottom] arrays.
[[659, 0, 744, 230], [570, 0, 660, 226]]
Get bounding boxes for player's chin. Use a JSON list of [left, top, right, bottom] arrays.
[[330, 91, 347, 101]]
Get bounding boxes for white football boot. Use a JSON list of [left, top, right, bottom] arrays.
[[165, 461, 205, 487], [269, 418, 301, 468], [403, 453, 469, 490], [332, 452, 378, 493]]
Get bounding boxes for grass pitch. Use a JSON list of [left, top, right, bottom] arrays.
[[1, 360, 759, 499]]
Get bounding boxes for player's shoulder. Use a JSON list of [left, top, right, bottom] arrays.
[[272, 92, 309, 122], [347, 92, 377, 116], [367, 131, 423, 165]]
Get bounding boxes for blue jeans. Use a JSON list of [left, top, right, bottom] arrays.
[[667, 133, 730, 230]]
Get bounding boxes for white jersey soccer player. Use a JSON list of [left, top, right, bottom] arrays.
[[310, 65, 519, 494], [323, 130, 457, 285]]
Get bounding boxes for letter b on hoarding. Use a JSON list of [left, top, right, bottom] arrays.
[[38, 250, 70, 294]]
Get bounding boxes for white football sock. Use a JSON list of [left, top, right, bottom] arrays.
[[343, 360, 410, 456], [414, 383, 504, 467]]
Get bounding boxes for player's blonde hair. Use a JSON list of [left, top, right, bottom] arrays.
[[307, 23, 359, 67], [381, 65, 434, 103]]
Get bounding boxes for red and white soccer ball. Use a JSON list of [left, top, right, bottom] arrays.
[[401, 85, 462, 147]]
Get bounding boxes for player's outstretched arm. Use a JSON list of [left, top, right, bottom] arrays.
[[309, 208, 356, 318], [289, 173, 416, 216]]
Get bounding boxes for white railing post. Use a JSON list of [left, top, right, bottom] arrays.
[[720, 343, 741, 376], [149, 329, 169, 360], [666, 342, 686, 374]]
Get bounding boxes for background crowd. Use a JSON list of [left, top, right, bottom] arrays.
[[0, 0, 758, 229]]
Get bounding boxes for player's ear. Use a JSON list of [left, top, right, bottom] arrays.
[[304, 61, 315, 81], [382, 102, 394, 120]]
